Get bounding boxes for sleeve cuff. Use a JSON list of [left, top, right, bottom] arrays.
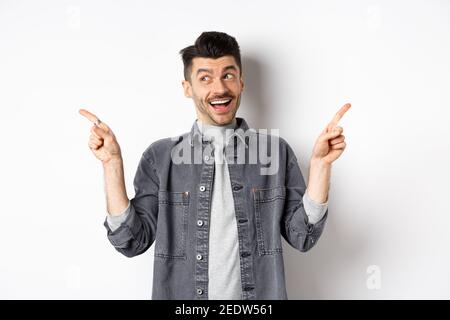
[[303, 189, 328, 224], [106, 200, 131, 232]]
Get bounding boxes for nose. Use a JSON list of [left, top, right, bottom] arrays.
[[211, 77, 228, 95]]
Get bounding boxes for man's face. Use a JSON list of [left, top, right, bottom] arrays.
[[182, 55, 244, 125]]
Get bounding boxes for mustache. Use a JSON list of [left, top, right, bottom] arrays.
[[207, 94, 235, 101]]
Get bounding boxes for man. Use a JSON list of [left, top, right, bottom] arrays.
[[79, 31, 350, 300]]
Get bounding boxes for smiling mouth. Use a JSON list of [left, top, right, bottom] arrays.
[[208, 98, 232, 109]]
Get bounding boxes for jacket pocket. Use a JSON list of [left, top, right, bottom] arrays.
[[155, 190, 189, 259], [253, 186, 286, 255]]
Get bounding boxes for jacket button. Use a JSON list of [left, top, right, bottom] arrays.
[[204, 155, 210, 161], [233, 184, 243, 191], [197, 288, 203, 295], [238, 219, 248, 223], [199, 185, 206, 192], [197, 220, 204, 227], [196, 254, 203, 260]]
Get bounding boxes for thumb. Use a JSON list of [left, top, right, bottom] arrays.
[[91, 125, 108, 139], [321, 126, 343, 142]]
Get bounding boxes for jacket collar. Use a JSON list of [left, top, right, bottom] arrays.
[[187, 117, 250, 148]]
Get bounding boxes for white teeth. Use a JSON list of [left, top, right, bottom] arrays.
[[210, 99, 231, 105]]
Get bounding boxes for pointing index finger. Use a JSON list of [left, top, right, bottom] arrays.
[[79, 108, 101, 125], [79, 108, 111, 132], [329, 103, 351, 127]]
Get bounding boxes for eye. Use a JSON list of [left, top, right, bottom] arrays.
[[200, 75, 210, 81], [224, 73, 235, 79]]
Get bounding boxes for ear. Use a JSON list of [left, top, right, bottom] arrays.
[[240, 73, 244, 93], [182, 79, 192, 98]]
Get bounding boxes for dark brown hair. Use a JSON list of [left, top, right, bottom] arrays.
[[179, 31, 242, 81]]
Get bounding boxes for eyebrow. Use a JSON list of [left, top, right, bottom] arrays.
[[196, 65, 238, 76]]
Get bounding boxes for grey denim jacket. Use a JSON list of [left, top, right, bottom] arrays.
[[103, 117, 328, 300]]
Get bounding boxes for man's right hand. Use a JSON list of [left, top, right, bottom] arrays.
[[79, 109, 122, 164]]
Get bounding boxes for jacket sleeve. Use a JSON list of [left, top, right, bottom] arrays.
[[103, 149, 159, 258], [281, 150, 328, 252]]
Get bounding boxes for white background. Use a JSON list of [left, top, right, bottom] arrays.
[[0, 0, 449, 299]]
